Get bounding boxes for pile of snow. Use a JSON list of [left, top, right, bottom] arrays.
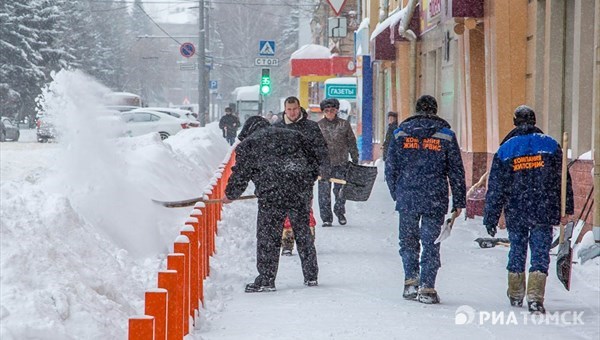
[[0, 70, 230, 339]]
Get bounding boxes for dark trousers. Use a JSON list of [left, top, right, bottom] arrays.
[[254, 200, 318, 285], [507, 224, 552, 274], [225, 136, 236, 145], [318, 165, 347, 223], [398, 210, 444, 288]]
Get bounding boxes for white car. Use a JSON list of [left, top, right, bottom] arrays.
[[142, 107, 197, 122], [120, 110, 198, 140]]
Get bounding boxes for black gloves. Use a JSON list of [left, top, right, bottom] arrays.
[[485, 224, 497, 237]]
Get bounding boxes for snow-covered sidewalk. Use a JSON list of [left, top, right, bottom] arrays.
[[198, 162, 599, 340]]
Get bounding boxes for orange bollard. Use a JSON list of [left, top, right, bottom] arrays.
[[167, 252, 185, 339], [158, 269, 180, 340], [192, 205, 209, 279], [145, 289, 167, 340], [181, 224, 201, 315], [173, 236, 191, 335], [128, 315, 154, 340]]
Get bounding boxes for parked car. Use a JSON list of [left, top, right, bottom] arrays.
[[120, 110, 198, 140], [142, 107, 198, 122], [1, 117, 20, 142], [104, 105, 140, 113]]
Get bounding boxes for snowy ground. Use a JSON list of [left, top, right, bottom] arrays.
[[1, 128, 599, 340], [198, 163, 599, 340], [0, 70, 598, 339]]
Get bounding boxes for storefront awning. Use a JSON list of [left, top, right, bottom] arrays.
[[290, 45, 355, 77], [370, 2, 420, 61]]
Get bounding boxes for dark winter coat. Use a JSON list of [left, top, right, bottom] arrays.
[[219, 113, 240, 138], [483, 125, 574, 227], [317, 116, 359, 166], [225, 127, 320, 207], [382, 122, 397, 161], [273, 111, 330, 169], [385, 115, 466, 215]]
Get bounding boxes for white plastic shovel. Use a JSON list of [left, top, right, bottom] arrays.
[[434, 210, 460, 244]]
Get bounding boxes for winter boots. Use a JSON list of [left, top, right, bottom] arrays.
[[507, 272, 526, 307], [304, 280, 318, 287], [337, 214, 347, 225], [402, 278, 419, 300], [526, 271, 547, 314], [281, 229, 294, 256], [417, 288, 440, 304], [245, 277, 276, 293]]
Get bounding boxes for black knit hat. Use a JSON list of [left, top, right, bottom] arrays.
[[415, 95, 438, 115], [237, 116, 270, 141], [320, 98, 340, 111], [513, 105, 536, 126]]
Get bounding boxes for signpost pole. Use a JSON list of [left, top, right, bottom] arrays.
[[198, 0, 207, 126]]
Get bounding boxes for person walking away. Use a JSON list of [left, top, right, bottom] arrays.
[[274, 97, 330, 255], [317, 98, 359, 227], [223, 116, 320, 292], [382, 111, 398, 162], [385, 95, 466, 304], [483, 105, 574, 314], [219, 107, 240, 145]]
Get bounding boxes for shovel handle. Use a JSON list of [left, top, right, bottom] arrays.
[[317, 176, 348, 185]]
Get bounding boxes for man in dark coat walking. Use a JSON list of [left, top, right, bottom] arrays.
[[224, 116, 320, 292], [219, 107, 240, 145], [483, 105, 574, 314], [385, 95, 466, 304], [317, 98, 359, 226]]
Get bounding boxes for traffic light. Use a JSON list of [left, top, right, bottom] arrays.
[[260, 68, 271, 95]]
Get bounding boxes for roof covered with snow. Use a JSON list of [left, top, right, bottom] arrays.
[[370, 4, 411, 41], [291, 44, 331, 60], [233, 85, 259, 101]]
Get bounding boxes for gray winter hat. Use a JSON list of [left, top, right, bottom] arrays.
[[415, 95, 438, 115]]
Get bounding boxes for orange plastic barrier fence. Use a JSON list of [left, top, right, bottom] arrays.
[[128, 151, 236, 338]]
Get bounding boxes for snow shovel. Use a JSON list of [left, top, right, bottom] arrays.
[[434, 209, 460, 244], [556, 132, 573, 290], [570, 187, 594, 248], [152, 194, 257, 208], [474, 237, 511, 248], [337, 162, 378, 202]]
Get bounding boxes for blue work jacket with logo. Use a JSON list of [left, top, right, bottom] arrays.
[[385, 115, 466, 215], [483, 125, 574, 227]]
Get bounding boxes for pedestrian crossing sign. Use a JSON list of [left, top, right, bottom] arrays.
[[259, 40, 276, 56]]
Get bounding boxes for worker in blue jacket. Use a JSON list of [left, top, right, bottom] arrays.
[[385, 95, 466, 304], [484, 105, 573, 314]]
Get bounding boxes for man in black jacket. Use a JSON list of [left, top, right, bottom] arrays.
[[382, 111, 398, 162], [484, 105, 574, 314], [274, 96, 329, 255], [385, 95, 466, 304], [218, 107, 240, 145], [224, 116, 320, 292]]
